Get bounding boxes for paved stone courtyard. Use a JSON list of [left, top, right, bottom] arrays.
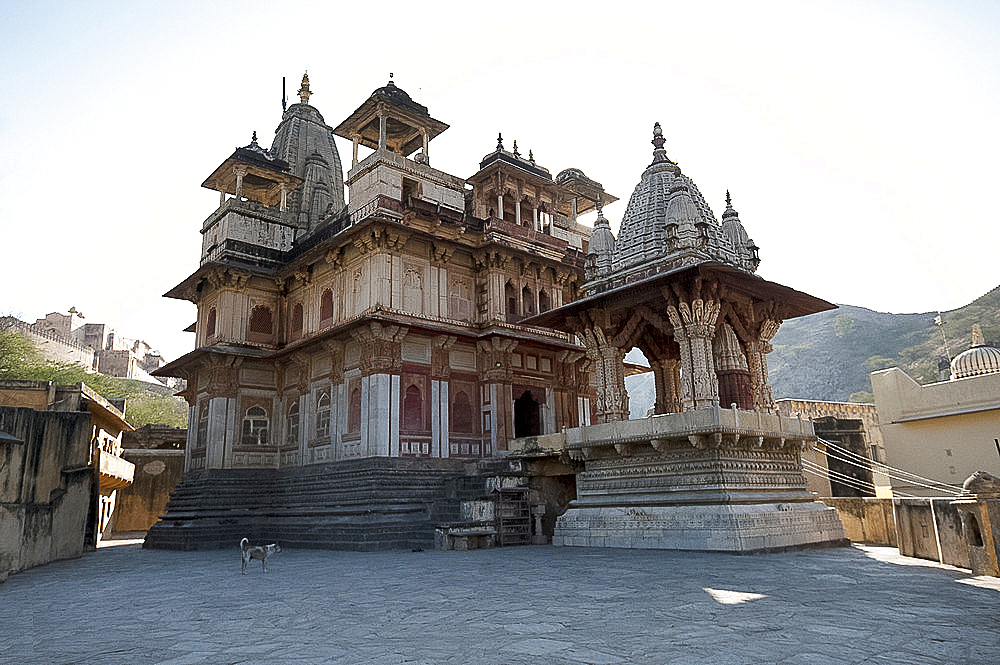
[[3, 539, 999, 665]]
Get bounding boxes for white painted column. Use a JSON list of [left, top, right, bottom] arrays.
[[439, 381, 449, 458], [515, 199, 521, 225], [533, 207, 539, 230], [207, 396, 230, 469], [389, 374, 400, 457], [431, 380, 441, 457], [497, 195, 504, 219], [352, 134, 360, 167], [184, 405, 196, 471]]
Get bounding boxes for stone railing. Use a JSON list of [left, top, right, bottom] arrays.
[[98, 450, 135, 491], [564, 406, 815, 450]]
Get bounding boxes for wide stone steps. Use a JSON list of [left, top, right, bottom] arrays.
[[145, 457, 512, 551]]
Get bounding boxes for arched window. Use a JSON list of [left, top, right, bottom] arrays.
[[505, 281, 518, 320], [248, 305, 273, 343], [316, 392, 331, 438], [522, 285, 534, 316], [451, 390, 473, 433], [319, 289, 334, 323], [403, 384, 423, 431], [242, 406, 269, 446], [538, 289, 550, 313], [290, 303, 304, 341], [348, 386, 362, 432], [286, 401, 300, 445], [206, 307, 217, 339]]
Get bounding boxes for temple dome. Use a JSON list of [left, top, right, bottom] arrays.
[[269, 73, 346, 233], [611, 124, 742, 275], [950, 324, 1000, 380]]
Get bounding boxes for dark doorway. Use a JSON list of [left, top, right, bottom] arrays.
[[514, 390, 541, 438]]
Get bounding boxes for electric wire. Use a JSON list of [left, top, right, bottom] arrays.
[[801, 459, 877, 495], [814, 438, 962, 495], [818, 436, 960, 489], [800, 458, 918, 498], [816, 445, 961, 495]]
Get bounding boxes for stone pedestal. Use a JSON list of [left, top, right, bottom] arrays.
[[553, 407, 848, 552]]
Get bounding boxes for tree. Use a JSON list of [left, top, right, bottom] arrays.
[[0, 329, 42, 374]]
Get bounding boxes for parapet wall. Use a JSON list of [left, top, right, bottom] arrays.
[[821, 497, 969, 569], [0, 406, 94, 579]]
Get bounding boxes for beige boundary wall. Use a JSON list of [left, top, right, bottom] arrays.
[[821, 497, 970, 569]]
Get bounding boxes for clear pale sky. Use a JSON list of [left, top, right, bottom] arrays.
[[2, 1, 998, 362]]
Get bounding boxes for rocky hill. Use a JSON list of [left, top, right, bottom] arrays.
[[625, 285, 1000, 416]]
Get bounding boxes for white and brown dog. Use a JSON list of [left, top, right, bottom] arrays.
[[240, 537, 280, 574]]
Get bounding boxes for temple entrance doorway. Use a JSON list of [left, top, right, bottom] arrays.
[[513, 390, 541, 438]]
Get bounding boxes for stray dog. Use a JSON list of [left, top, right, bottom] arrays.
[[240, 537, 280, 574]]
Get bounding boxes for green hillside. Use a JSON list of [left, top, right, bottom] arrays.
[[770, 285, 1000, 402]]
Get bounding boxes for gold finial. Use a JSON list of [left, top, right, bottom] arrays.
[[298, 72, 311, 104]]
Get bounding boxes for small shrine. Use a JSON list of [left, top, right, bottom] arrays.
[[527, 124, 847, 551]]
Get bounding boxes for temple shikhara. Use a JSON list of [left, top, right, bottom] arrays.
[[147, 74, 846, 552]]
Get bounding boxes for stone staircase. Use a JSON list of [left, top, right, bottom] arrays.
[[144, 457, 515, 551]]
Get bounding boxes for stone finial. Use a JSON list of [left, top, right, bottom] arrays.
[[529, 149, 535, 165], [387, 72, 395, 87], [496, 133, 504, 152], [298, 72, 312, 104], [725, 190, 732, 207], [650, 122, 673, 165], [512, 140, 520, 158], [251, 131, 258, 145], [972, 324, 986, 347]]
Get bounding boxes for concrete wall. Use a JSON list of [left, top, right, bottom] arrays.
[[821, 498, 896, 546], [893, 497, 969, 570], [114, 425, 186, 533], [872, 367, 1000, 496], [821, 496, 971, 570], [0, 406, 94, 580]]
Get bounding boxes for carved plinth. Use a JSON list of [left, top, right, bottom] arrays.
[[553, 407, 847, 552]]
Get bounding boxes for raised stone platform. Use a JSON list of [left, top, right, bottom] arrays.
[[144, 457, 499, 551], [552, 406, 848, 552]]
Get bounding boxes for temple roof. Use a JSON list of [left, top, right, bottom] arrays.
[[201, 133, 302, 207], [332, 77, 449, 156], [524, 261, 836, 330]]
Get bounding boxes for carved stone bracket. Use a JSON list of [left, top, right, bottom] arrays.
[[200, 353, 243, 399], [351, 322, 408, 375], [477, 337, 519, 382], [431, 335, 457, 380]]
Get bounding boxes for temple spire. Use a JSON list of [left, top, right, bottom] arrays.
[[298, 72, 311, 104]]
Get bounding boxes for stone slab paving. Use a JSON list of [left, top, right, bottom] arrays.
[[2, 541, 999, 664]]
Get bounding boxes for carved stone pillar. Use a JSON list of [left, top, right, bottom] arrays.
[[747, 319, 780, 411], [580, 326, 628, 423], [666, 298, 720, 410], [652, 358, 682, 415]]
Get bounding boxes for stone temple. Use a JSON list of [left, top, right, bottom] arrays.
[[529, 123, 847, 551], [148, 74, 845, 552]]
